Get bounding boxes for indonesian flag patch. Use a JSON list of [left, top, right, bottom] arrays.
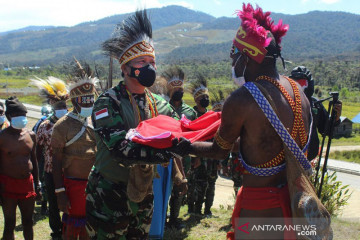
[[95, 108, 109, 120]]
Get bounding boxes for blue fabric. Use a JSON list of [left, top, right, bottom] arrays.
[[238, 82, 311, 176], [149, 159, 173, 239], [352, 112, 360, 123], [32, 115, 47, 133]]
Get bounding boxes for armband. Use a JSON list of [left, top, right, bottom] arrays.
[[214, 130, 233, 150]]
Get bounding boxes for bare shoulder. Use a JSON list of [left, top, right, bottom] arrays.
[[223, 87, 255, 119], [27, 129, 37, 142]]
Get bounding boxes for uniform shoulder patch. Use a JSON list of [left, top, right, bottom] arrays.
[[95, 108, 109, 120]]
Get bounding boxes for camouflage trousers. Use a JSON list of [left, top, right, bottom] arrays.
[[187, 164, 208, 214], [85, 169, 154, 240]]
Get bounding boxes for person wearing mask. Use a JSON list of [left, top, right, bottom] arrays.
[[188, 75, 210, 216], [51, 63, 98, 239], [0, 102, 9, 130], [85, 10, 177, 239], [163, 66, 196, 228], [32, 77, 69, 239], [171, 4, 316, 239], [0, 96, 41, 240]]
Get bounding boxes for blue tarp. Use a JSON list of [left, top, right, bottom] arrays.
[[149, 160, 173, 239], [352, 112, 360, 123]]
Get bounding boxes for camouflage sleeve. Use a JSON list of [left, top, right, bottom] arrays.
[[92, 94, 171, 165], [153, 93, 179, 120]]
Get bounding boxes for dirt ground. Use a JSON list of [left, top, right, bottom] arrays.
[[27, 117, 360, 221], [213, 175, 360, 222]]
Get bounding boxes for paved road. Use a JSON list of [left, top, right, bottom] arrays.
[[0, 99, 43, 119]]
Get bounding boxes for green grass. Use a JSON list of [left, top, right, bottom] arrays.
[[329, 150, 360, 164], [1, 205, 359, 239], [0, 205, 52, 240], [0, 78, 32, 89], [332, 133, 360, 146], [0, 94, 43, 106]]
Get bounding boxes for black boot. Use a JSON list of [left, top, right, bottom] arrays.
[[168, 187, 185, 229]]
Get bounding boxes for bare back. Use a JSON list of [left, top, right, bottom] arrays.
[[220, 76, 310, 188], [0, 128, 35, 179]]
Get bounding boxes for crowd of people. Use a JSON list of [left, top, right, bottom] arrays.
[[0, 3, 341, 240]]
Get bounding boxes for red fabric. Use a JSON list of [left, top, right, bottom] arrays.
[[64, 178, 87, 217], [130, 111, 221, 148], [227, 185, 295, 240], [0, 174, 36, 199]]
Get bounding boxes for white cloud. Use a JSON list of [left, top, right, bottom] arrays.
[[0, 0, 193, 32]]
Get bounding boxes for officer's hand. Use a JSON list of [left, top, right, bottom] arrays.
[[170, 137, 192, 156], [56, 192, 70, 214], [152, 149, 172, 163], [334, 101, 342, 121]]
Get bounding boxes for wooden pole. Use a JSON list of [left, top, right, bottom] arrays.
[[108, 57, 113, 89]]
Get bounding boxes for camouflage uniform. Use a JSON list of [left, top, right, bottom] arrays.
[[187, 106, 210, 215], [86, 82, 177, 239], [168, 102, 196, 225]]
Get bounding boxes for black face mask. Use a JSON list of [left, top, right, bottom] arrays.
[[200, 98, 209, 108], [129, 64, 156, 87], [171, 91, 184, 101]]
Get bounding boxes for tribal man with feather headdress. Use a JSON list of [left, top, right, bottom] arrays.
[[161, 66, 196, 229], [85, 10, 178, 239], [32, 76, 69, 240], [51, 59, 98, 239], [171, 3, 321, 239]]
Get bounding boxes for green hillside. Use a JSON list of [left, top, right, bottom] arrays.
[[0, 6, 359, 66]]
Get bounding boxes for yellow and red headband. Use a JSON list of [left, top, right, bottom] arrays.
[[119, 40, 155, 67]]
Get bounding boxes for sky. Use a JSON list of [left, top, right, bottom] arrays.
[[0, 0, 359, 32]]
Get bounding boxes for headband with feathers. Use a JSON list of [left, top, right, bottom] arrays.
[[233, 3, 289, 63], [102, 10, 155, 67], [162, 66, 185, 93], [30, 76, 69, 104], [190, 74, 208, 100], [68, 58, 99, 99], [211, 89, 225, 112], [148, 76, 168, 100]]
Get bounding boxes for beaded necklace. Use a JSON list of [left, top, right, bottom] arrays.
[[240, 76, 308, 174]]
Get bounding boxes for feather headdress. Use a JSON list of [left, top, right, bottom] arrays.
[[30, 76, 69, 104], [233, 3, 289, 63], [148, 76, 168, 100], [68, 58, 99, 99], [211, 89, 225, 112], [190, 74, 208, 100], [102, 10, 155, 67], [162, 66, 185, 95]]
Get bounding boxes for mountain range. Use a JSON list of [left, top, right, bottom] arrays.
[[1, 5, 359, 66]]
